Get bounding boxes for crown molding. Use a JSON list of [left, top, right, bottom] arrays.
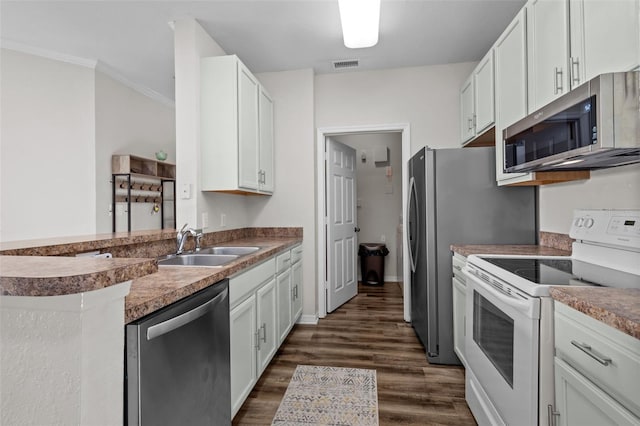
[[1, 39, 175, 109], [1, 39, 98, 68], [94, 61, 175, 109]]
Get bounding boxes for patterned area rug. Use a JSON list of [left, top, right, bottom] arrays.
[[272, 365, 379, 425]]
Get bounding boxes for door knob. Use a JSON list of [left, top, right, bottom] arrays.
[[354, 227, 360, 232]]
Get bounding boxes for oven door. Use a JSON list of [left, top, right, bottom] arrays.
[[465, 272, 540, 426]]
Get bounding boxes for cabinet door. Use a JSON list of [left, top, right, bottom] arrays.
[[495, 8, 532, 184], [258, 87, 274, 194], [554, 357, 640, 426], [527, 0, 570, 111], [256, 278, 277, 375], [474, 50, 495, 134], [291, 260, 303, 321], [570, 0, 640, 89], [238, 62, 259, 191], [276, 268, 292, 345], [230, 295, 257, 417], [452, 275, 467, 367], [460, 75, 475, 144]]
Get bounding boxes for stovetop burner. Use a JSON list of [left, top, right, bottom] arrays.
[[480, 256, 640, 289], [484, 258, 584, 286]]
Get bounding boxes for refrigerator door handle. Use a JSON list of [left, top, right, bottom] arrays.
[[406, 176, 419, 273]]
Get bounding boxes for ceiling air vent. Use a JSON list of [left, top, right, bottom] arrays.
[[332, 59, 359, 70]]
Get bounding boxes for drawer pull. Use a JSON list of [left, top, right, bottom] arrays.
[[570, 340, 612, 366]]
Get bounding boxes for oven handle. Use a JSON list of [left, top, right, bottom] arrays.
[[465, 269, 535, 317]]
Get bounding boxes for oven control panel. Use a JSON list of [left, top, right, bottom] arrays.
[[570, 209, 640, 248]]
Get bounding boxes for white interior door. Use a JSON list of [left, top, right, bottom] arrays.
[[326, 137, 358, 313]]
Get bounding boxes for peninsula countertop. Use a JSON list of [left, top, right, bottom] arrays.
[[0, 228, 302, 323]]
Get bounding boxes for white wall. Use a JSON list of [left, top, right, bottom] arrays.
[[250, 68, 317, 319], [335, 132, 403, 281], [173, 18, 251, 232], [539, 163, 640, 233], [94, 71, 176, 233], [0, 49, 96, 242], [315, 62, 476, 154]]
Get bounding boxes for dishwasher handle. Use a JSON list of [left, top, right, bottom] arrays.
[[147, 287, 228, 341]]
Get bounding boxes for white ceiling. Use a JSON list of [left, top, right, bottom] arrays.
[[0, 0, 526, 101]]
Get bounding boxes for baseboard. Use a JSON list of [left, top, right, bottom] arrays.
[[297, 314, 319, 325]]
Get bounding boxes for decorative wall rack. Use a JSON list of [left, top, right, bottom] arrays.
[[111, 155, 176, 232]]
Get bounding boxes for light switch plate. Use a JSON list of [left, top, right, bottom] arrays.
[[180, 183, 191, 199]]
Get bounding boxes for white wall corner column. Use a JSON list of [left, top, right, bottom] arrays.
[[0, 281, 131, 425]]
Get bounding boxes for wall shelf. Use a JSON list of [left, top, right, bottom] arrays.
[[111, 155, 176, 232]]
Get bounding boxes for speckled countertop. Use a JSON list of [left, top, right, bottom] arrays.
[[549, 287, 640, 340], [125, 236, 301, 323], [450, 244, 571, 257], [0, 256, 157, 296], [0, 228, 302, 323]]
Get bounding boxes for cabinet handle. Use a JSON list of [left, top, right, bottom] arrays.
[[260, 323, 267, 343], [570, 340, 612, 366], [254, 330, 261, 350], [570, 57, 581, 87], [295, 284, 298, 299], [554, 67, 563, 95], [473, 114, 476, 129], [547, 404, 560, 426], [467, 117, 473, 131]]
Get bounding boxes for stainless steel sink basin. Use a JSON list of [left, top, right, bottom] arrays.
[[158, 254, 239, 267], [196, 246, 260, 256]]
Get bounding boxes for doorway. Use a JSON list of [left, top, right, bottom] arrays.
[[316, 123, 411, 321]]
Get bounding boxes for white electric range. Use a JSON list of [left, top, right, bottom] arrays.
[[463, 209, 640, 426]]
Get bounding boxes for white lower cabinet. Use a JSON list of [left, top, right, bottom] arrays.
[[551, 302, 640, 426], [451, 253, 467, 367], [230, 294, 257, 416], [276, 266, 292, 345], [554, 358, 639, 426], [230, 245, 304, 418], [291, 251, 303, 321], [276, 244, 303, 345], [229, 257, 276, 417]]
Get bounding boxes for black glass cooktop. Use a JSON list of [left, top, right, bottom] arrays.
[[480, 257, 640, 289], [483, 258, 582, 286]]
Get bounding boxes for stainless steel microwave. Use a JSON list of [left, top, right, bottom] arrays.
[[503, 71, 640, 173]]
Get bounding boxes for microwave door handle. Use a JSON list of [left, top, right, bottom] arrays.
[[466, 271, 533, 316]]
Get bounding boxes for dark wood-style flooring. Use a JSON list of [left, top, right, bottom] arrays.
[[233, 282, 477, 425]]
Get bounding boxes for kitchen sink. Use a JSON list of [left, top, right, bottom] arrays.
[[195, 246, 260, 256], [158, 254, 239, 267]]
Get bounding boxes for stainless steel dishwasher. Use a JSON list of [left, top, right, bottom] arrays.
[[125, 279, 230, 425]]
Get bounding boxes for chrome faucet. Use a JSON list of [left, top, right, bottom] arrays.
[[176, 224, 204, 255]]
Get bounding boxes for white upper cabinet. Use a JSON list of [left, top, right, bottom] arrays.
[[460, 50, 495, 146], [527, 0, 570, 111], [527, 0, 639, 110], [569, 0, 640, 88], [494, 8, 531, 184], [474, 51, 495, 135], [460, 75, 475, 144], [258, 87, 274, 193], [201, 55, 274, 195]]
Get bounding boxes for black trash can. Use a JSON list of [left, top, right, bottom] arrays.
[[358, 243, 389, 285]]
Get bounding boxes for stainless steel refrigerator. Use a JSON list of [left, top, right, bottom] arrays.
[[407, 146, 536, 365]]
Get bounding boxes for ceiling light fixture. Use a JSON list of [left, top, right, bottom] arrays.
[[338, 0, 381, 49]]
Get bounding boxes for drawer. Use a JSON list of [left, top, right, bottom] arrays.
[[555, 302, 640, 418], [229, 258, 275, 307], [276, 250, 291, 274], [291, 244, 303, 264]]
